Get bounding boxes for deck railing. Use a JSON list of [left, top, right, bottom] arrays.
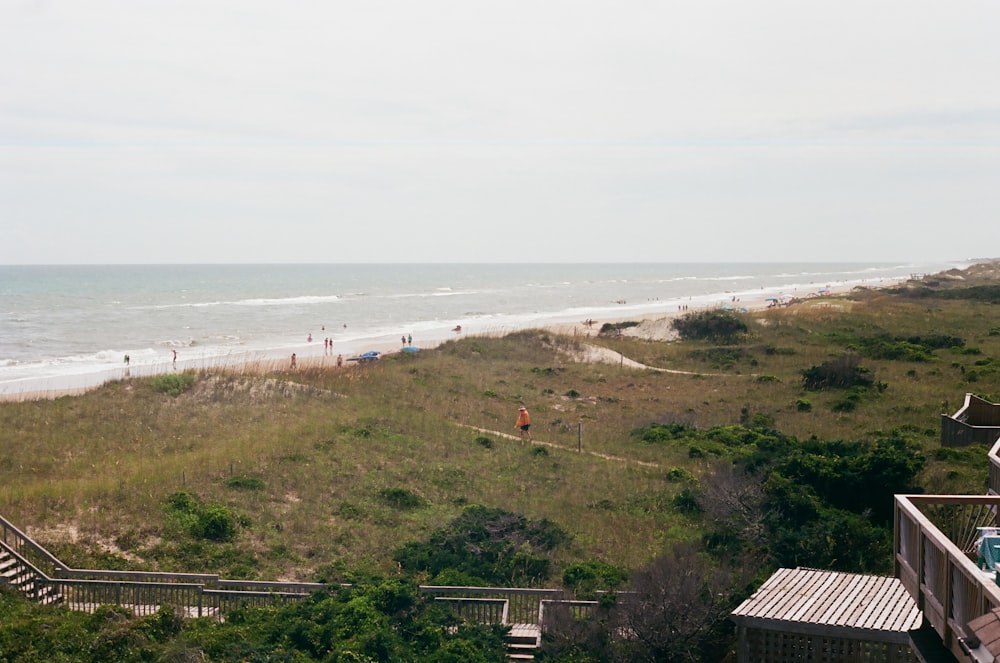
[[941, 393, 1000, 450], [895, 494, 1000, 660], [433, 596, 510, 624], [989, 437, 1000, 496], [419, 586, 566, 624]]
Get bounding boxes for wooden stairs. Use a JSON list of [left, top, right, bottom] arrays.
[[0, 545, 63, 606], [507, 623, 541, 661]]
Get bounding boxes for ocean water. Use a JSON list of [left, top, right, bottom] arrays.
[[0, 261, 964, 396]]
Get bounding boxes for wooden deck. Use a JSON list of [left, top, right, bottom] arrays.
[[732, 567, 922, 639]]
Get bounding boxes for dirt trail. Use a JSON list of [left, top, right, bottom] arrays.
[[459, 424, 661, 469]]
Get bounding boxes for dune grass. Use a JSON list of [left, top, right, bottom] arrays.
[[1, 270, 998, 583]]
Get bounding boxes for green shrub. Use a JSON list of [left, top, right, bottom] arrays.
[[225, 476, 265, 491], [474, 436, 493, 449], [195, 504, 239, 542], [393, 505, 569, 585], [795, 399, 812, 412], [632, 422, 695, 444], [378, 487, 428, 510], [164, 492, 240, 542], [671, 310, 748, 342], [802, 355, 874, 390], [763, 345, 796, 356], [672, 487, 702, 515], [561, 561, 630, 598], [755, 375, 780, 383], [599, 321, 639, 334], [832, 399, 857, 412], [149, 372, 195, 396], [665, 467, 695, 482]]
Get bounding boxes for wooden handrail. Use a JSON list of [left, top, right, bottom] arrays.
[[0, 514, 65, 576], [895, 494, 1000, 660]]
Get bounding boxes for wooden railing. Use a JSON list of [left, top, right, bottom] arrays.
[[539, 599, 600, 628], [3, 512, 576, 627], [0, 513, 65, 577], [989, 437, 1000, 496], [42, 578, 209, 617], [895, 494, 1000, 660], [433, 596, 510, 624], [941, 393, 1000, 450], [419, 586, 566, 624]]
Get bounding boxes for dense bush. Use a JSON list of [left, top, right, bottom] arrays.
[[802, 354, 874, 390], [671, 310, 748, 342], [858, 337, 934, 361], [631, 421, 695, 444], [561, 561, 630, 598], [164, 491, 240, 542], [599, 320, 639, 334], [0, 579, 509, 662], [393, 505, 570, 586]]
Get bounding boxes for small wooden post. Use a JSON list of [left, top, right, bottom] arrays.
[[578, 422, 583, 452]]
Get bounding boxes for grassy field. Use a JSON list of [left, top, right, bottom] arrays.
[[1, 263, 998, 584]]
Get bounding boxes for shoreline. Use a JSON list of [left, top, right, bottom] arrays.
[[0, 277, 893, 404]]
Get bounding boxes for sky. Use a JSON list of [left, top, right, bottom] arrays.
[[1, 1, 998, 265]]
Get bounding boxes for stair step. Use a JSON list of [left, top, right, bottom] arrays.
[[38, 592, 64, 606], [9, 571, 34, 588]]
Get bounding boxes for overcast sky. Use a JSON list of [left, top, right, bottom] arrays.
[[1, 1, 997, 264]]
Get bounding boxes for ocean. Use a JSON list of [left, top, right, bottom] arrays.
[[0, 261, 965, 396]]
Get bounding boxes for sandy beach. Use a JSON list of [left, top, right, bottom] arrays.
[[0, 276, 886, 404]]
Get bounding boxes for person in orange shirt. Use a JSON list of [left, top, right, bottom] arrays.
[[514, 406, 532, 443]]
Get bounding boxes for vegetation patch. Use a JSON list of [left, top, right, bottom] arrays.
[[687, 346, 753, 369], [631, 421, 696, 444], [802, 354, 875, 390], [164, 491, 241, 543], [225, 476, 265, 491], [149, 372, 196, 396], [671, 310, 748, 342], [393, 505, 570, 586], [377, 487, 428, 511]]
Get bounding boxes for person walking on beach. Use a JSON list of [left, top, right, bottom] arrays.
[[290, 353, 297, 369], [514, 406, 532, 443], [336, 353, 343, 367]]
